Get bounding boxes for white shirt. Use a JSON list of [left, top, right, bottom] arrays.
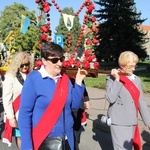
[[127, 74, 136, 81], [38, 65, 61, 83]]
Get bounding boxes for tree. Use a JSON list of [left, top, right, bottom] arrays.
[[94, 0, 147, 62], [0, 2, 40, 55], [55, 7, 84, 52]]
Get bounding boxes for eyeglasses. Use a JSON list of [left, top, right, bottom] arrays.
[[20, 62, 30, 68], [125, 65, 137, 69], [47, 56, 65, 64]]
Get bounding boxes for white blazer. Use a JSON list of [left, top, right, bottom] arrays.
[[2, 74, 23, 121]]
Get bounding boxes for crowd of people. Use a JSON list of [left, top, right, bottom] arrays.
[[0, 42, 150, 150]]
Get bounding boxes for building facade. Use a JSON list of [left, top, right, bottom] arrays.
[[140, 25, 150, 58]]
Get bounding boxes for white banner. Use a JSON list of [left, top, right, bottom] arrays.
[[62, 13, 75, 31]]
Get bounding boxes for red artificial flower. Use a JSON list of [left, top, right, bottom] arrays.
[[87, 56, 93, 63], [41, 33, 48, 41], [74, 61, 81, 67], [85, 0, 92, 6], [43, 6, 50, 13], [69, 58, 75, 66], [86, 39, 92, 45], [42, 1, 49, 7], [83, 60, 90, 69], [87, 6, 94, 13], [62, 60, 71, 68], [40, 25, 50, 33], [93, 39, 99, 45], [35, 0, 41, 4], [92, 28, 97, 33], [35, 60, 43, 68], [84, 50, 91, 57], [42, 2, 50, 13], [91, 54, 96, 60], [91, 16, 96, 22], [91, 4, 95, 9], [94, 62, 100, 69]]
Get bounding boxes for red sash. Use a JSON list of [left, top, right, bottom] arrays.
[[81, 110, 87, 126], [3, 95, 21, 146], [120, 75, 141, 150], [32, 74, 69, 150]]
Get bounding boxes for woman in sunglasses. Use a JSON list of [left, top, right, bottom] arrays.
[[18, 42, 87, 150], [2, 51, 33, 149]]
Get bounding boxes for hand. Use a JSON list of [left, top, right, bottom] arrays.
[[148, 126, 150, 130], [75, 68, 87, 86], [84, 101, 90, 109], [111, 69, 120, 81], [9, 118, 17, 128]]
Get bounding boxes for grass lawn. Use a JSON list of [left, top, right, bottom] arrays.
[[84, 61, 150, 94], [84, 74, 107, 89], [135, 70, 150, 93]]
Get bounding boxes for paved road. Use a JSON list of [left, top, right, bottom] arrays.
[[0, 87, 150, 150], [79, 87, 150, 150]]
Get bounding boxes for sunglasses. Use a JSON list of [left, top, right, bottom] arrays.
[[47, 56, 65, 64], [20, 62, 30, 68]]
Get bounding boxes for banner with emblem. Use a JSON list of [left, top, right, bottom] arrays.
[[62, 13, 75, 31]]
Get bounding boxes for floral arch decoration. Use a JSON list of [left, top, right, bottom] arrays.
[[35, 0, 100, 71]]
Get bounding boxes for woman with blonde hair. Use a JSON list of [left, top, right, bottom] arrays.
[[105, 51, 150, 150], [2, 51, 33, 149]]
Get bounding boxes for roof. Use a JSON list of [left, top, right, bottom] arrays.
[[140, 25, 150, 38], [140, 25, 150, 31]]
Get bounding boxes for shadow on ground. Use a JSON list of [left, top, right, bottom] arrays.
[[91, 113, 150, 150], [141, 130, 150, 150], [92, 114, 113, 150]]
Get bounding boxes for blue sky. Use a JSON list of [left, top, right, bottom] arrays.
[[0, 0, 150, 39]]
